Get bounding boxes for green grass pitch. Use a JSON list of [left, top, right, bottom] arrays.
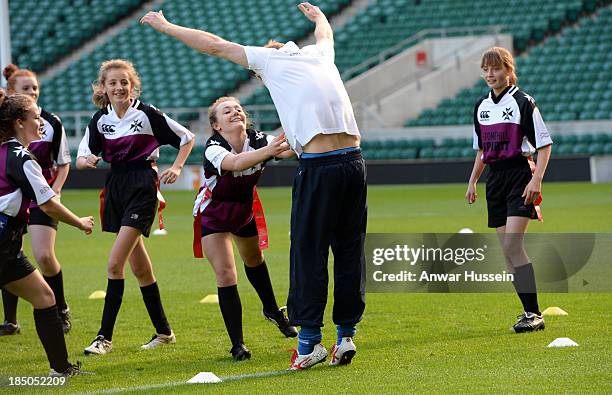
[[2, 182, 611, 393]]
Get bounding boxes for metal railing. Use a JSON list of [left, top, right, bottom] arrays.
[[341, 25, 505, 80]]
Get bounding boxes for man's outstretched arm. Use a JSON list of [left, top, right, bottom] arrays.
[[140, 11, 248, 68], [298, 2, 333, 45]]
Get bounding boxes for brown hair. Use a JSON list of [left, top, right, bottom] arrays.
[[208, 96, 252, 133], [3, 64, 38, 93], [0, 90, 36, 143], [91, 59, 141, 108], [480, 47, 517, 86], [264, 40, 285, 49]]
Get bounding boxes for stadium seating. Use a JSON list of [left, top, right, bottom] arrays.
[[37, 0, 350, 118], [242, 0, 601, 129], [8, 0, 146, 72], [340, 132, 612, 164], [407, 6, 612, 126]]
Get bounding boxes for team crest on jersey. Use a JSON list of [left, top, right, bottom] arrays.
[[130, 120, 144, 133], [13, 146, 31, 158], [255, 131, 264, 140], [502, 108, 514, 121], [208, 140, 221, 146]]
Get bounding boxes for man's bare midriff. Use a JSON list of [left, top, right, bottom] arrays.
[[302, 132, 360, 153]]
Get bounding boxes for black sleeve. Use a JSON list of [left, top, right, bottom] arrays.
[[86, 112, 104, 156], [48, 113, 64, 161], [473, 101, 483, 149], [517, 93, 538, 148], [140, 104, 182, 149]]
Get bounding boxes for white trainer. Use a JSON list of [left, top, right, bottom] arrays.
[[288, 343, 328, 370], [141, 331, 176, 350], [84, 335, 112, 355], [329, 337, 356, 366]]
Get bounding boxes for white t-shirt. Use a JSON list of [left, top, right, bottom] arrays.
[[244, 41, 360, 155]]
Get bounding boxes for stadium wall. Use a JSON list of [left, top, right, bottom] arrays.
[[64, 157, 594, 190]]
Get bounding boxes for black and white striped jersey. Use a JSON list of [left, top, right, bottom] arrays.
[[473, 85, 553, 164], [0, 139, 56, 222], [77, 100, 194, 163], [28, 108, 71, 184]]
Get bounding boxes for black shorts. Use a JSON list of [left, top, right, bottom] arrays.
[[0, 251, 36, 288], [202, 217, 258, 238], [103, 162, 158, 238], [28, 206, 58, 229], [486, 157, 538, 228]]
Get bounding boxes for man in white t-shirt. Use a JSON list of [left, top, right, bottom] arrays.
[[142, 2, 367, 370]]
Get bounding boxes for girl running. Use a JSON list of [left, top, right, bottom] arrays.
[[77, 59, 195, 355]]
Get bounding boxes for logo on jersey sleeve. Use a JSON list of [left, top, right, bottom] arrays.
[[255, 131, 264, 140], [208, 140, 220, 146]]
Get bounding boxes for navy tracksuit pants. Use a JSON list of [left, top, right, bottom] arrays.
[[287, 150, 367, 328]]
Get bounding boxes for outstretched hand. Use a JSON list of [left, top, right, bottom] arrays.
[[268, 132, 291, 157], [140, 10, 170, 32], [298, 2, 325, 22]]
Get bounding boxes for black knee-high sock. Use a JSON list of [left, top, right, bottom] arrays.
[[244, 261, 279, 314], [218, 285, 243, 348], [98, 279, 124, 341], [43, 271, 67, 311], [34, 305, 70, 372], [2, 289, 18, 324], [512, 263, 540, 314], [140, 282, 171, 336]]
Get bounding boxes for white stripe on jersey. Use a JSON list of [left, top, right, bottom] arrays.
[[23, 160, 56, 205], [77, 100, 194, 160], [204, 137, 266, 177], [0, 189, 24, 217]]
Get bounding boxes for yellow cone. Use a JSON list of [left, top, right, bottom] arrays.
[[88, 290, 106, 299], [542, 306, 568, 316], [200, 294, 219, 304]]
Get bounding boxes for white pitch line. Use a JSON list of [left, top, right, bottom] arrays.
[[73, 369, 293, 394]]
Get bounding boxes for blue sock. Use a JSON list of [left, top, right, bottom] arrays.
[[337, 325, 356, 345], [298, 326, 322, 355]]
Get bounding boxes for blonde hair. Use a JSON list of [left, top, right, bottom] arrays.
[[91, 59, 141, 108], [0, 90, 36, 143], [3, 64, 38, 94], [264, 39, 285, 49], [208, 96, 252, 133], [480, 47, 517, 86]]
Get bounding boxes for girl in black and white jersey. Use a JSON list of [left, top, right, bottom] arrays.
[[77, 59, 195, 355], [466, 47, 553, 333], [193, 96, 295, 360], [0, 64, 73, 337], [0, 90, 94, 376]]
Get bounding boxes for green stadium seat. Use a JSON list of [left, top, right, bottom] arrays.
[[572, 144, 589, 155], [587, 143, 604, 156], [419, 147, 434, 159]]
